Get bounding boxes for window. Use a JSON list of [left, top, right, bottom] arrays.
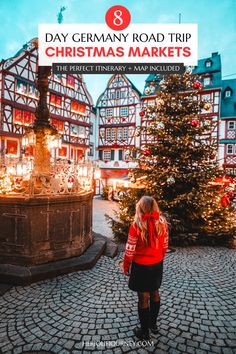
[[70, 125, 78, 136], [123, 128, 128, 140], [202, 94, 211, 101], [205, 60, 212, 67], [118, 149, 123, 160], [50, 93, 62, 107], [110, 92, 115, 99], [16, 79, 37, 97], [67, 75, 75, 88], [111, 128, 116, 140], [225, 90, 231, 98], [227, 144, 233, 154], [71, 101, 79, 113], [228, 121, 235, 130], [116, 90, 120, 99], [51, 119, 64, 133], [58, 147, 67, 158], [203, 77, 211, 86], [104, 150, 111, 161], [121, 91, 125, 98], [71, 101, 86, 115], [6, 140, 18, 156], [14, 109, 35, 126], [106, 128, 111, 140], [28, 84, 37, 98], [90, 123, 93, 135], [106, 108, 113, 117], [120, 107, 128, 116], [16, 79, 27, 95], [100, 128, 105, 138], [89, 144, 94, 156], [117, 128, 123, 140]]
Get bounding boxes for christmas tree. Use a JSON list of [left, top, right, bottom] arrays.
[[108, 71, 236, 246]]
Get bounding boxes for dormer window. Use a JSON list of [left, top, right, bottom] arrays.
[[224, 90, 232, 98], [205, 60, 212, 68]]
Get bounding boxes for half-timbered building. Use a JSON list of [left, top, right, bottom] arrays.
[[96, 74, 141, 189], [141, 52, 222, 150], [218, 79, 236, 175], [0, 38, 93, 162]]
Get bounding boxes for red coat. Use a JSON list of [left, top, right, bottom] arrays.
[[123, 219, 169, 273]]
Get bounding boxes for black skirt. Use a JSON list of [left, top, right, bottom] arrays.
[[128, 260, 163, 292]]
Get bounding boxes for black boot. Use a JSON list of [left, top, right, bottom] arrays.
[[149, 300, 160, 334], [134, 307, 150, 340]]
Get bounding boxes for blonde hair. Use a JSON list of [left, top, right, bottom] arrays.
[[134, 196, 167, 247]]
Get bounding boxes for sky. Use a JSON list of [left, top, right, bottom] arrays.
[[0, 0, 236, 104]]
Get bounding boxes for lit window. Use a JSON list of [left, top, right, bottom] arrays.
[[120, 107, 128, 116], [228, 121, 235, 130], [67, 75, 75, 88], [203, 77, 211, 86], [225, 90, 231, 98], [227, 144, 233, 154], [50, 93, 62, 107], [6, 140, 18, 156], [14, 109, 35, 126], [104, 150, 111, 160], [106, 108, 113, 117]]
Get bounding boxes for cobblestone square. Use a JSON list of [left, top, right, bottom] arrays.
[[0, 199, 235, 354]]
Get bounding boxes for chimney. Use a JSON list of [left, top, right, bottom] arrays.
[[212, 52, 218, 57]]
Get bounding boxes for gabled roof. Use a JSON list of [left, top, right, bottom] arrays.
[[192, 52, 222, 89], [96, 74, 141, 106], [221, 79, 236, 118], [193, 52, 221, 75]]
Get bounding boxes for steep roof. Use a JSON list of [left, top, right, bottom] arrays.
[[96, 74, 141, 106], [221, 79, 236, 118], [192, 52, 222, 89]]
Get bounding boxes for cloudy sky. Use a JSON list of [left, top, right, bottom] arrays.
[[0, 0, 235, 104]]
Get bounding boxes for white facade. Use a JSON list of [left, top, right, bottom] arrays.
[[96, 74, 141, 187]]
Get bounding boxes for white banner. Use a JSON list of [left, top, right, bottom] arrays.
[[38, 24, 198, 66]]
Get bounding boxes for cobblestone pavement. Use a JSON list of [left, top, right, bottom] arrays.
[[93, 197, 118, 238], [0, 247, 235, 354]]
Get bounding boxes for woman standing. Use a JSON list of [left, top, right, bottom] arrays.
[[123, 196, 169, 340]]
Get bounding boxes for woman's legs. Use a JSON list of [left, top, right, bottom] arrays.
[[135, 292, 150, 337], [149, 290, 161, 329]]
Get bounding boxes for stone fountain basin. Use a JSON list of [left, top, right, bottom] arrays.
[[0, 192, 93, 267]]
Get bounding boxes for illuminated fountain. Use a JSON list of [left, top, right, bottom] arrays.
[[0, 63, 95, 284]]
